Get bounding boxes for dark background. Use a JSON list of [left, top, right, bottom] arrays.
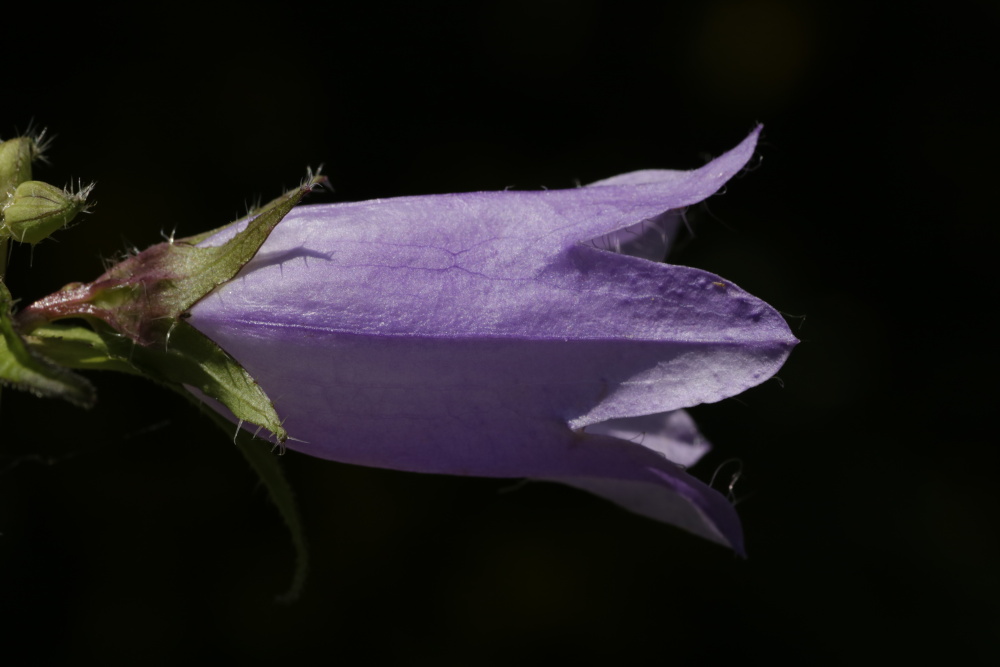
[[2, 1, 997, 663]]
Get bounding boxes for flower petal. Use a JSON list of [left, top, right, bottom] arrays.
[[548, 409, 745, 552], [583, 409, 711, 469], [187, 127, 791, 548]]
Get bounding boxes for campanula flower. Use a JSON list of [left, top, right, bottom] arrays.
[[184, 127, 796, 553]]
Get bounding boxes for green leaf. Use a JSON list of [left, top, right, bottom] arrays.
[[0, 283, 96, 407]]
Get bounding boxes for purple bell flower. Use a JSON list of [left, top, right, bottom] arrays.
[[188, 127, 795, 553]]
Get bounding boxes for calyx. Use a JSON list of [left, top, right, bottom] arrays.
[[15, 175, 327, 443]]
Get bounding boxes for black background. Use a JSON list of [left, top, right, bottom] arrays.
[[2, 1, 997, 663]]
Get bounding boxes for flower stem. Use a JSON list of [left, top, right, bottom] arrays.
[[0, 237, 7, 281]]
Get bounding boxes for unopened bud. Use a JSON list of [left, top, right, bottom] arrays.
[[2, 180, 92, 244], [0, 137, 41, 195]]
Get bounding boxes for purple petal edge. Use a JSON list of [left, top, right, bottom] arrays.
[[545, 409, 744, 553]]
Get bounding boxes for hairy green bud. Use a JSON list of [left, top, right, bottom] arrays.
[[2, 180, 92, 244], [0, 136, 40, 195]]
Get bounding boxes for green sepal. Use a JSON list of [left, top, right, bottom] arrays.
[[96, 319, 288, 442], [2, 180, 92, 244], [23, 322, 140, 375], [166, 173, 328, 317], [0, 283, 96, 407], [25, 316, 285, 439]]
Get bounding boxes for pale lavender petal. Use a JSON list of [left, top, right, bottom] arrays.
[[549, 410, 742, 552], [582, 410, 711, 469], [188, 127, 790, 550], [550, 467, 743, 553], [585, 211, 685, 262]]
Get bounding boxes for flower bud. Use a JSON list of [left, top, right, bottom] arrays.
[[1, 180, 91, 245], [0, 137, 40, 195]]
